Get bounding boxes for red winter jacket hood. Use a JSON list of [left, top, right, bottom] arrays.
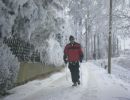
[[63, 42, 83, 62]]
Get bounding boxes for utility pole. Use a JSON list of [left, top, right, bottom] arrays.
[[108, 0, 113, 74]]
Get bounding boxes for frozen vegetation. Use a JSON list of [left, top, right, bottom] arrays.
[[0, 44, 19, 94]]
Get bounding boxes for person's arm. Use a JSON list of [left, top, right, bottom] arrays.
[[79, 45, 84, 62], [63, 45, 68, 64]]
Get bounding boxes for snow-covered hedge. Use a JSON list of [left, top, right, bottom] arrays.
[[0, 44, 20, 94]]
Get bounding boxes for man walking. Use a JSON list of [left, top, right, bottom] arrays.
[[63, 35, 83, 86]]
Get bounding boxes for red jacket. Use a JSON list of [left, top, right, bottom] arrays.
[[64, 42, 83, 62]]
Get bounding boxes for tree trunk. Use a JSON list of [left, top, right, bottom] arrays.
[[97, 34, 100, 59], [94, 34, 96, 60]]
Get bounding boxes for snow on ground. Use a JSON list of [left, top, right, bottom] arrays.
[[1, 58, 130, 100], [112, 57, 130, 84]]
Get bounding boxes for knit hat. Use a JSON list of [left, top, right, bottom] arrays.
[[69, 35, 74, 41]]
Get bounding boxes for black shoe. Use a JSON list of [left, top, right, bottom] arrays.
[[77, 80, 80, 85], [72, 83, 77, 86]]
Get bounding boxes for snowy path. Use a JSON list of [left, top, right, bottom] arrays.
[[2, 62, 130, 100]]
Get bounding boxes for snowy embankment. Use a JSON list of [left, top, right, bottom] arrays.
[[1, 58, 130, 100]]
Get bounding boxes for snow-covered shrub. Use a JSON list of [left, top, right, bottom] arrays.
[[46, 38, 64, 67], [36, 42, 49, 64], [0, 44, 20, 94]]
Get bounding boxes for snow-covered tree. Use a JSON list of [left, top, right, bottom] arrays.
[[0, 44, 20, 94]]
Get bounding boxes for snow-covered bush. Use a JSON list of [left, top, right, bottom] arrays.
[[0, 44, 20, 94], [46, 38, 64, 67]]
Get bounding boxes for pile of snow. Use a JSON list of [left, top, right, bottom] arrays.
[[92, 56, 130, 84], [111, 57, 130, 84], [0, 44, 20, 94]]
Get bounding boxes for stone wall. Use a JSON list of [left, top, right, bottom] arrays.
[[16, 62, 63, 85]]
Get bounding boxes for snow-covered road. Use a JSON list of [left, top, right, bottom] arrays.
[[1, 61, 130, 100]]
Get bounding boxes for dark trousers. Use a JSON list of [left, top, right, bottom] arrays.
[[68, 62, 80, 83]]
